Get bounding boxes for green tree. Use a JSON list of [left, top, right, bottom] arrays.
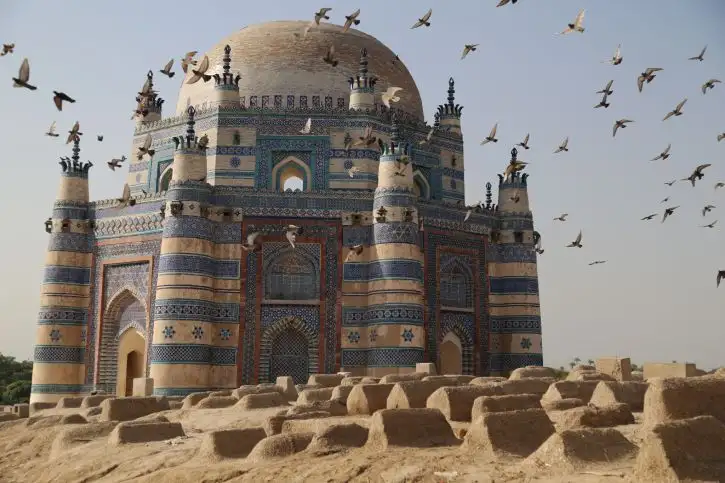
[[0, 353, 33, 404]]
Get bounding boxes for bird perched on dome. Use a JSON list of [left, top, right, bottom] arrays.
[[461, 44, 479, 60], [381, 86, 402, 108], [160, 58, 175, 78], [637, 68, 662, 93], [411, 9, 432, 29], [187, 55, 211, 84], [12, 58, 36, 90], [557, 9, 585, 35], [342, 9, 361, 33]]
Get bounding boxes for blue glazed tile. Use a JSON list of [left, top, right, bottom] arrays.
[[43, 266, 91, 285], [30, 384, 85, 394], [34, 345, 85, 364], [149, 344, 211, 364], [158, 254, 240, 279], [343, 259, 423, 282], [488, 277, 539, 295], [489, 316, 541, 334], [373, 223, 420, 245], [47, 233, 93, 253], [210, 347, 237, 365], [37, 307, 88, 326], [342, 304, 424, 326]]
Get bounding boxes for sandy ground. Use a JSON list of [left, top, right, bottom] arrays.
[[0, 405, 645, 483]]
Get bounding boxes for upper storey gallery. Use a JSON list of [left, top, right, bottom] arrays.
[[124, 21, 467, 205]]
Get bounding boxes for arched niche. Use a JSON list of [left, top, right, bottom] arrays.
[[263, 249, 320, 302], [158, 166, 173, 192], [439, 331, 463, 375], [258, 316, 319, 384], [272, 156, 311, 192], [116, 330, 146, 396], [439, 258, 474, 309], [413, 170, 431, 200]]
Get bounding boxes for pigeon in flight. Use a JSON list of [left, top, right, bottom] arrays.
[[342, 9, 361, 33], [242, 232, 262, 252], [12, 58, 37, 90], [381, 86, 402, 108], [602, 44, 623, 65], [300, 118, 312, 134], [480, 123, 498, 145], [641, 214, 657, 221], [45, 121, 59, 137], [651, 144, 671, 161], [567, 231, 583, 248], [53, 91, 75, 111], [557, 9, 585, 35], [663, 99, 687, 121], [553, 213, 568, 222], [637, 68, 662, 93], [160, 58, 175, 78], [662, 206, 679, 223], [702, 79, 721, 94], [554, 137, 569, 153], [345, 245, 364, 262], [518, 133, 530, 150], [461, 44, 479, 60], [411, 9, 432, 29], [689, 45, 707, 61], [613, 119, 634, 138], [286, 225, 304, 249]]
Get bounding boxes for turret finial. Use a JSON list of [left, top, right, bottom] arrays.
[[358, 48, 368, 78], [223, 45, 231, 75], [215, 45, 239, 87], [71, 137, 80, 164], [447, 77, 455, 107], [390, 111, 400, 144], [511, 147, 518, 161], [348, 47, 377, 91], [485, 182, 493, 208], [433, 111, 440, 129], [185, 106, 196, 145]]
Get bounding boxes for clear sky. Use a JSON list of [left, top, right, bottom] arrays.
[[0, 0, 723, 370]]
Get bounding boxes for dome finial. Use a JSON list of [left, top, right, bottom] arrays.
[[447, 77, 455, 107], [185, 106, 196, 145], [71, 137, 81, 165], [485, 182, 492, 208], [359, 48, 368, 78], [348, 47, 377, 91], [390, 111, 400, 144], [223, 45, 231, 75]]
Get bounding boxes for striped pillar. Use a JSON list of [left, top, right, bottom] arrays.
[[150, 107, 215, 396], [365, 116, 425, 376], [31, 138, 93, 403], [488, 163, 543, 375]]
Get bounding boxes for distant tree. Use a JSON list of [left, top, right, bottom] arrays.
[[587, 359, 595, 365], [0, 353, 33, 405], [569, 357, 581, 369]]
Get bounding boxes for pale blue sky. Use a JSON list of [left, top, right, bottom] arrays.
[[0, 1, 723, 370]]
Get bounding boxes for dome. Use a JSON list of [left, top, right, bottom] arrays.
[[176, 20, 424, 120]]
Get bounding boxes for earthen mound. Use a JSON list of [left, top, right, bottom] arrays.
[[287, 399, 347, 416], [100, 396, 170, 422], [365, 408, 459, 450], [422, 375, 474, 384], [492, 378, 555, 398], [28, 402, 55, 414], [643, 376, 725, 426], [80, 395, 113, 408], [232, 385, 282, 400], [542, 398, 585, 411], [264, 411, 332, 436], [379, 373, 426, 384], [307, 374, 345, 387], [108, 421, 185, 445], [330, 385, 354, 404], [541, 380, 600, 404], [509, 366, 557, 380], [427, 385, 503, 421], [247, 432, 314, 461], [527, 428, 637, 470], [589, 381, 648, 411], [196, 427, 267, 460], [49, 421, 118, 460], [297, 387, 334, 404], [59, 413, 87, 425], [387, 380, 458, 409], [236, 392, 287, 410], [307, 423, 369, 453], [208, 389, 233, 397], [275, 376, 298, 401], [634, 415, 725, 482], [195, 395, 237, 409], [56, 396, 84, 409], [340, 376, 365, 386], [463, 408, 555, 458], [470, 377, 507, 386], [471, 394, 541, 420], [347, 383, 395, 415], [558, 403, 635, 430], [181, 391, 212, 409], [0, 413, 19, 422]]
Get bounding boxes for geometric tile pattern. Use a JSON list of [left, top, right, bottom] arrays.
[[258, 315, 318, 384], [342, 304, 424, 326], [440, 312, 475, 375]]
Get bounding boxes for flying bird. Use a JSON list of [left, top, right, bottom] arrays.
[[300, 117, 312, 134], [509, 190, 520, 203], [718, 270, 725, 288], [651, 144, 671, 161], [137, 133, 155, 160], [715, 182, 724, 190], [534, 237, 544, 255], [594, 93, 610, 109], [381, 86, 403, 108], [313, 8, 332, 25], [322, 45, 338, 67], [117, 183, 136, 208], [689, 45, 707, 62], [702, 220, 717, 229], [503, 159, 528, 179], [718, 133, 725, 142], [107, 155, 126, 171], [285, 225, 304, 249], [557, 9, 585, 35], [683, 164, 711, 187], [97, 135, 103, 142], [641, 214, 657, 221], [553, 213, 568, 222], [602, 44, 623, 65], [197, 133, 209, 150], [12, 58, 37, 90], [66, 121, 82, 144], [347, 166, 360, 178], [597, 80, 614, 96], [554, 137, 569, 153], [345, 244, 364, 262], [589, 260, 607, 266], [613, 119, 634, 138], [461, 44, 479, 60], [45, 121, 59, 138], [242, 232, 262, 252], [661, 197, 670, 203], [180, 51, 197, 74], [637, 68, 662, 93], [665, 180, 677, 187], [1, 43, 14, 56], [662, 99, 687, 121], [496, 0, 518, 6], [342, 9, 361, 32], [480, 123, 498, 145], [52, 91, 75, 111], [662, 206, 679, 223], [160, 58, 175, 78], [419, 127, 435, 145], [567, 231, 583, 248], [702, 79, 721, 94], [411, 9, 433, 29], [702, 204, 716, 217], [518, 133, 530, 150], [186, 55, 211, 84], [354, 126, 377, 147]]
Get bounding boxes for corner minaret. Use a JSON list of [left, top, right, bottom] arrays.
[[31, 136, 94, 403], [150, 106, 215, 396], [436, 77, 463, 136], [360, 113, 425, 375], [212, 45, 241, 108], [488, 147, 543, 375], [135, 71, 164, 126], [348, 48, 378, 111]]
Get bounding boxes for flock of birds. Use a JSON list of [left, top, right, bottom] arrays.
[[3, 3, 724, 286]]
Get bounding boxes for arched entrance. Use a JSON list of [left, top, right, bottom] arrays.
[[270, 328, 309, 385], [439, 332, 463, 375], [116, 329, 146, 396]]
